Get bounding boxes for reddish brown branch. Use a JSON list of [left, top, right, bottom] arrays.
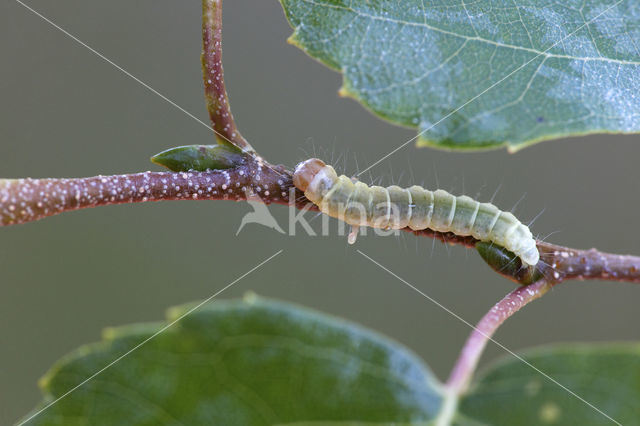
[[0, 158, 295, 226], [201, 0, 252, 151], [536, 241, 640, 283], [2, 152, 640, 288]]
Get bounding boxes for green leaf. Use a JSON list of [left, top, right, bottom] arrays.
[[23, 295, 442, 426], [459, 343, 640, 425], [21, 296, 640, 425], [279, 0, 640, 151]]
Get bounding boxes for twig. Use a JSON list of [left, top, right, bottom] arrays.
[[432, 279, 553, 426], [445, 279, 553, 395], [0, 156, 296, 226], [476, 239, 640, 285], [2, 159, 640, 287], [201, 0, 252, 151], [438, 241, 640, 414], [537, 241, 640, 283]]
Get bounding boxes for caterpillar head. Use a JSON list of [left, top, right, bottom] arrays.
[[293, 158, 337, 204], [293, 158, 326, 191]]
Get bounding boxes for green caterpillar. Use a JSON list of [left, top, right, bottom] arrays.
[[293, 158, 539, 266]]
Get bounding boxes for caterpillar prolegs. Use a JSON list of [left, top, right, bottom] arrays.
[[293, 158, 539, 266]]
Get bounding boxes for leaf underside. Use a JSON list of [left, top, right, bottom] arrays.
[[22, 296, 640, 425], [279, 0, 640, 151]]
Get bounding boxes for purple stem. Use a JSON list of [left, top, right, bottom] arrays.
[[0, 159, 297, 226], [2, 162, 640, 287], [537, 241, 640, 283], [446, 279, 553, 394], [201, 0, 252, 151]]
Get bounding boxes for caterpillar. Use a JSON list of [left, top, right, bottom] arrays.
[[293, 158, 539, 266]]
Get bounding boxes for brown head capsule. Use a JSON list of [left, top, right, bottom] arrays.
[[293, 158, 339, 205], [292, 158, 326, 191]]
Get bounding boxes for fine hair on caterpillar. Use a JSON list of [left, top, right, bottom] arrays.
[[293, 158, 540, 266]]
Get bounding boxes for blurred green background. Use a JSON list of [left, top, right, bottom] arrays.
[[1, 0, 639, 423]]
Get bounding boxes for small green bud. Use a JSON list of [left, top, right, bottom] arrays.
[[476, 241, 543, 285], [151, 143, 246, 172]]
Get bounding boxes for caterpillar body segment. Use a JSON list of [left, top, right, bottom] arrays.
[[293, 159, 539, 266]]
